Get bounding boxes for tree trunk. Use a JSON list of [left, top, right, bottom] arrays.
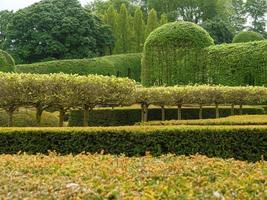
[[7, 110, 14, 127], [231, 104, 235, 116], [83, 105, 90, 127], [215, 103, 219, 119], [141, 104, 144, 122], [177, 104, 182, 120], [239, 104, 243, 115], [59, 108, 65, 127], [161, 106, 165, 121], [143, 104, 148, 122], [199, 104, 203, 119], [35, 107, 43, 126]]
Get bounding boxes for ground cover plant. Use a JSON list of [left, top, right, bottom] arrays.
[[0, 153, 266, 200]]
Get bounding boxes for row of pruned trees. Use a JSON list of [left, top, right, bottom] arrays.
[[0, 73, 266, 127]]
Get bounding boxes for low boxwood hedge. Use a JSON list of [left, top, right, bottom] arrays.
[[15, 53, 142, 81], [68, 107, 265, 127], [0, 126, 266, 161]]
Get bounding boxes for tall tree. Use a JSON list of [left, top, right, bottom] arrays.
[[146, 9, 158, 38], [0, 10, 13, 48], [116, 4, 131, 53], [160, 13, 168, 25], [4, 0, 113, 63], [231, 0, 247, 32], [133, 7, 145, 52], [245, 0, 267, 34]]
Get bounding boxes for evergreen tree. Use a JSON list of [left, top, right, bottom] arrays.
[[231, 0, 247, 32], [146, 9, 158, 38], [133, 7, 145, 52], [116, 4, 131, 53], [159, 13, 168, 26]]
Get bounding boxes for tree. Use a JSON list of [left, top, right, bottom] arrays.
[[133, 7, 145, 52], [4, 0, 113, 63], [116, 4, 131, 53], [146, 9, 158, 38], [231, 0, 247, 32], [0, 10, 13, 48], [245, 0, 267, 34], [159, 13, 168, 26]]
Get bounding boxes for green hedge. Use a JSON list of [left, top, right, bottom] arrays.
[[207, 41, 267, 86], [0, 126, 266, 161], [0, 49, 15, 72], [232, 31, 265, 43], [15, 53, 142, 82], [68, 107, 264, 126]]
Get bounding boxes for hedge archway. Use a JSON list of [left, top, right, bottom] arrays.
[[0, 50, 15, 72]]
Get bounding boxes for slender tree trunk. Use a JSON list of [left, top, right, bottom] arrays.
[[161, 106, 165, 121], [36, 107, 43, 126], [199, 104, 203, 119], [143, 104, 148, 122], [231, 104, 235, 116], [239, 104, 243, 115], [215, 103, 219, 119], [141, 104, 144, 122], [83, 105, 90, 127], [7, 109, 14, 127], [177, 104, 182, 120], [59, 108, 65, 127]]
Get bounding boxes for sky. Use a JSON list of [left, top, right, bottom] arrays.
[[0, 0, 92, 11]]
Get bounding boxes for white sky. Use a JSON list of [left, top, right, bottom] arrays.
[[0, 0, 92, 11]]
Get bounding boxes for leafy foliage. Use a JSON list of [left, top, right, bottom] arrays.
[[232, 31, 265, 43], [0, 49, 15, 72]]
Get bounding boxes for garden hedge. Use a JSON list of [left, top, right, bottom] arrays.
[[232, 31, 265, 43], [0, 49, 15, 72], [15, 53, 142, 81], [0, 126, 266, 161], [68, 107, 264, 126], [141, 21, 214, 86]]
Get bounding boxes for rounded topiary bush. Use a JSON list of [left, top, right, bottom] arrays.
[[0, 49, 15, 72], [142, 21, 214, 86], [232, 31, 265, 43]]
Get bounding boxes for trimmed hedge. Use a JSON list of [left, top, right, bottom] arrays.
[[207, 41, 267, 86], [0, 49, 15, 72], [233, 31, 265, 43], [15, 53, 142, 81], [68, 107, 265, 126], [0, 126, 266, 161], [142, 21, 214, 86]]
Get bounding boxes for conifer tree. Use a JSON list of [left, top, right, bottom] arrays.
[[146, 9, 158, 38], [159, 13, 168, 26], [133, 7, 145, 52]]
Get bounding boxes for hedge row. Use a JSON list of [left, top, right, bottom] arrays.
[[0, 126, 266, 161], [0, 49, 15, 72], [69, 107, 265, 126], [15, 53, 142, 82]]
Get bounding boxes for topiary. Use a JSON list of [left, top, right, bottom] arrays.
[[0, 49, 15, 72], [232, 31, 265, 43], [142, 21, 214, 86]]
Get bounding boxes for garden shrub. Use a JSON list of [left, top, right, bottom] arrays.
[[68, 107, 264, 126], [232, 31, 265, 43], [0, 50, 15, 72], [141, 21, 214, 86], [0, 126, 266, 161], [15, 53, 142, 81]]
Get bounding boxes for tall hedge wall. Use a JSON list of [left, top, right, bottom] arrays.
[[15, 53, 142, 82], [0, 50, 15, 72], [207, 41, 267, 86], [142, 22, 214, 86]]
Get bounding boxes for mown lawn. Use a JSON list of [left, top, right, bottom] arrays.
[[0, 154, 266, 199]]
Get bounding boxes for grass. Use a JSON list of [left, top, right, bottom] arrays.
[[140, 115, 267, 126], [0, 153, 266, 200]]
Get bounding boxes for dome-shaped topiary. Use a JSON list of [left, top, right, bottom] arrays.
[[142, 21, 214, 86], [0, 50, 15, 72], [232, 31, 264, 43]]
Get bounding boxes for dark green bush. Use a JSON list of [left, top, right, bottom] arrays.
[[142, 21, 214, 86], [68, 107, 264, 126], [15, 53, 142, 81], [233, 31, 265, 43], [0, 126, 266, 161], [207, 41, 267, 86], [0, 50, 15, 72]]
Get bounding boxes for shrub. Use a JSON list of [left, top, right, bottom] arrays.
[[0, 126, 266, 161], [68, 107, 265, 126], [15, 53, 142, 82], [233, 31, 265, 43], [141, 21, 214, 86], [0, 49, 15, 72]]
